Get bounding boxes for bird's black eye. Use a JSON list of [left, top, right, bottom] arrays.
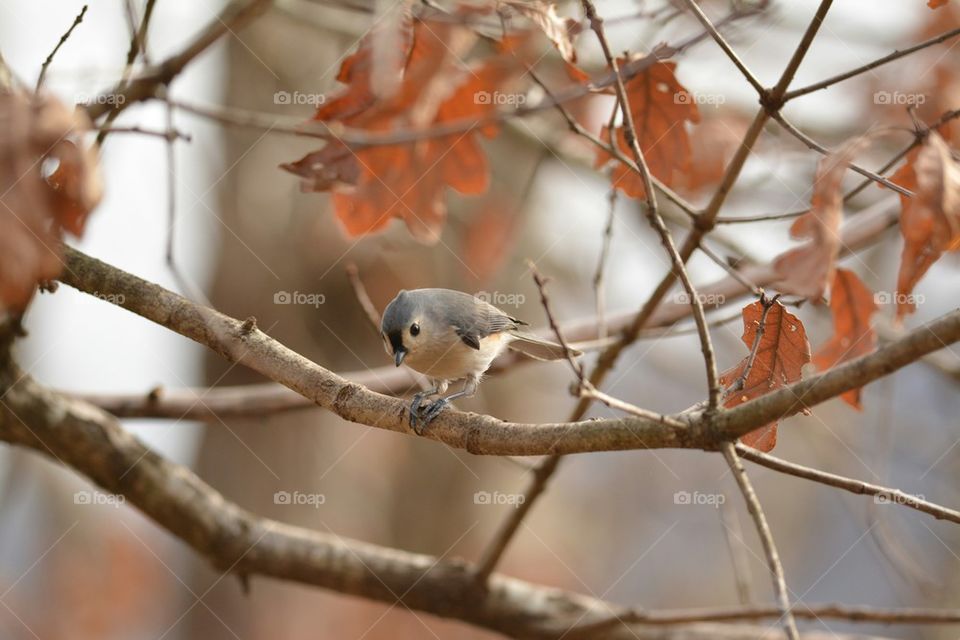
[[410, 323, 420, 337]]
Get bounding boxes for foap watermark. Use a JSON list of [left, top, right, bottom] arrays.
[[874, 90, 926, 106], [874, 493, 925, 506], [474, 90, 526, 106], [673, 490, 725, 507], [92, 291, 125, 305], [673, 291, 725, 306], [274, 90, 326, 106], [874, 291, 925, 307], [274, 490, 326, 508], [76, 92, 125, 107], [74, 490, 125, 508], [274, 291, 326, 307], [475, 290, 525, 308], [674, 91, 725, 108], [474, 490, 525, 508]]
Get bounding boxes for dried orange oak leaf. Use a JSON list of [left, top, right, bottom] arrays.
[[719, 300, 811, 452], [773, 137, 870, 302], [594, 60, 700, 199], [501, 1, 581, 64], [889, 131, 960, 318], [282, 11, 525, 244], [0, 92, 102, 311], [813, 268, 878, 410]]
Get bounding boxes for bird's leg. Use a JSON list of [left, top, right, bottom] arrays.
[[417, 376, 479, 430]]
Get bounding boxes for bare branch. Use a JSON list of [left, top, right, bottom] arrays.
[[0, 364, 893, 640], [70, 197, 903, 420], [771, 112, 912, 196], [35, 4, 88, 91], [345, 263, 382, 335], [783, 25, 960, 101], [737, 444, 960, 525], [721, 442, 799, 640], [54, 246, 960, 457], [682, 0, 764, 95], [580, 0, 720, 410], [85, 0, 274, 121]]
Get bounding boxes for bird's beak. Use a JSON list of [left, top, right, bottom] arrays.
[[394, 348, 407, 367]]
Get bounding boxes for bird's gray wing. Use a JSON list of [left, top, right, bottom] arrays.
[[435, 293, 524, 351]]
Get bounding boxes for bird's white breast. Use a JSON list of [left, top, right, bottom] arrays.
[[404, 331, 512, 381]]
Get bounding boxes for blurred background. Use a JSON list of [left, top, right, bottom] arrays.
[[1, 0, 959, 638]]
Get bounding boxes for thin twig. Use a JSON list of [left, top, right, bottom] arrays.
[[36, 5, 88, 91], [474, 2, 829, 579], [715, 108, 960, 224], [522, 71, 700, 219], [771, 112, 913, 196], [528, 262, 585, 383], [580, 0, 720, 410], [86, 0, 274, 122], [345, 263, 382, 334], [698, 242, 762, 295], [783, 25, 960, 101], [682, 0, 764, 95], [568, 602, 960, 636], [718, 496, 755, 605], [737, 444, 960, 525], [94, 125, 192, 141], [721, 442, 799, 640], [593, 187, 617, 340], [97, 0, 158, 145]]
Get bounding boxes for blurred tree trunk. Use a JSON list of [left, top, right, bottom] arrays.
[[183, 6, 542, 638]]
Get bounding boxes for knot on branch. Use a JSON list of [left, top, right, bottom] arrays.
[[332, 382, 361, 419], [693, 213, 716, 234], [239, 316, 258, 336], [759, 89, 784, 114]]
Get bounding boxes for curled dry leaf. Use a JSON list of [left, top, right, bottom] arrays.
[[0, 91, 102, 311], [719, 300, 811, 452], [889, 131, 960, 318], [500, 0, 580, 64], [281, 10, 528, 245], [813, 268, 878, 410], [773, 137, 870, 302], [593, 60, 700, 199]]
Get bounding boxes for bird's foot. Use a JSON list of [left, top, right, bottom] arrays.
[[409, 397, 450, 435]]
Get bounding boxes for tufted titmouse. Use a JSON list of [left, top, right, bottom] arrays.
[[381, 288, 581, 432]]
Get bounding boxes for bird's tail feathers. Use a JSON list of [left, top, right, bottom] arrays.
[[506, 331, 583, 361]]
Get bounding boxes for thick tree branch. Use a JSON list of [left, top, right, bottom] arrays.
[[55, 246, 960, 457], [0, 364, 889, 640], [69, 198, 902, 420]]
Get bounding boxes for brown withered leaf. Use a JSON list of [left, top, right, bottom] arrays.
[[501, 1, 580, 64], [678, 112, 748, 194], [719, 300, 811, 452], [889, 132, 960, 318], [281, 11, 525, 244], [773, 137, 870, 302], [813, 268, 878, 410], [0, 92, 102, 311], [594, 60, 700, 199]]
